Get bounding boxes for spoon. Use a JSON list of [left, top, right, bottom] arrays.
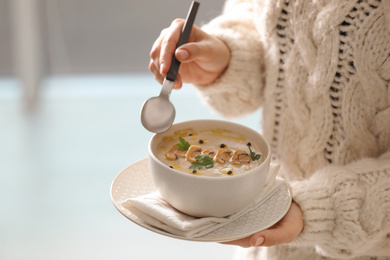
[[141, 1, 200, 133]]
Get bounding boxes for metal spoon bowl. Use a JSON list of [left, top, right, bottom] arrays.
[[141, 80, 176, 133], [140, 1, 199, 133]]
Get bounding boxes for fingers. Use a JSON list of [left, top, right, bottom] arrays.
[[149, 59, 164, 84], [149, 29, 166, 75], [173, 74, 183, 89], [150, 19, 185, 77], [159, 19, 184, 74], [149, 58, 183, 89], [250, 202, 304, 247], [249, 228, 295, 247], [149, 19, 187, 89], [219, 202, 304, 248], [149, 18, 227, 86], [220, 237, 252, 248]]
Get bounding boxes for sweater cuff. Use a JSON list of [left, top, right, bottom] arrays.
[[193, 17, 265, 118], [289, 176, 335, 247], [288, 153, 390, 258]]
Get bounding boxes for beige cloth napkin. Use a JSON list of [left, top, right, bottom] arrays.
[[120, 164, 281, 238]]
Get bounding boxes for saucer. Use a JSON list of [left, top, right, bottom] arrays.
[[110, 158, 292, 242]]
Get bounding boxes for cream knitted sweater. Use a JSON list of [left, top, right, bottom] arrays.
[[194, 0, 390, 259]]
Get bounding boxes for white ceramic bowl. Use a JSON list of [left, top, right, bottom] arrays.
[[148, 119, 272, 217]]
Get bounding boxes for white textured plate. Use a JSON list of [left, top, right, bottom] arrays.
[[110, 158, 292, 242]]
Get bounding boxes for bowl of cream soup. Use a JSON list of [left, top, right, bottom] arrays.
[[148, 119, 272, 217]]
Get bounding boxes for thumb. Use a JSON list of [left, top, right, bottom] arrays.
[[250, 202, 304, 247], [250, 228, 289, 247], [175, 42, 210, 63], [175, 48, 190, 62]]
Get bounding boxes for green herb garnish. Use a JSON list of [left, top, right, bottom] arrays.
[[177, 136, 191, 151], [248, 145, 261, 161], [189, 154, 214, 170]]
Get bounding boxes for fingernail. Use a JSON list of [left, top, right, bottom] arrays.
[[160, 62, 165, 74], [173, 81, 182, 89], [176, 49, 189, 60], [253, 237, 264, 247]]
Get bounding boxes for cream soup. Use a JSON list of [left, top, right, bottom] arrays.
[[157, 128, 264, 177]]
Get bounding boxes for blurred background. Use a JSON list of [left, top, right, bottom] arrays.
[[1, 0, 263, 259]]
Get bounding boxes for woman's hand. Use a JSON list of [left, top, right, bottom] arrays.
[[221, 202, 304, 248], [149, 19, 230, 89]]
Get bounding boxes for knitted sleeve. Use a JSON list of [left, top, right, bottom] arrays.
[[283, 1, 390, 258], [290, 152, 390, 259], [193, 0, 266, 118]]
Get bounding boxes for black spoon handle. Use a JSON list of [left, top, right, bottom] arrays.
[[165, 1, 200, 82]]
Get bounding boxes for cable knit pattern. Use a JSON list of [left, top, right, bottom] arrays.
[[194, 0, 390, 259]]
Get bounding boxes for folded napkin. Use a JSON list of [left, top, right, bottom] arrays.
[[120, 164, 281, 238]]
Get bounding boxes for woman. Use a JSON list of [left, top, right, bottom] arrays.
[[149, 0, 390, 259]]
